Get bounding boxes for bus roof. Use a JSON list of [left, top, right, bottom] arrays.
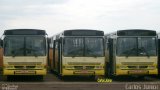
[[3, 29, 47, 35], [63, 29, 104, 36], [105, 29, 156, 37]]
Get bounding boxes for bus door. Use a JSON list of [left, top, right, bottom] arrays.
[[109, 38, 114, 75], [58, 39, 62, 74]]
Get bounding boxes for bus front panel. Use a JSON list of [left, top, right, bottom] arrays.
[[3, 56, 47, 75], [62, 57, 105, 76]]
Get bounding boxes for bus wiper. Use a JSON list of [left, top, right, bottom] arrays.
[[138, 47, 150, 57], [33, 52, 38, 57], [26, 48, 38, 57], [68, 48, 83, 56], [86, 48, 99, 57], [11, 50, 16, 57], [68, 50, 76, 55], [11, 48, 23, 57], [126, 48, 137, 57], [92, 54, 97, 58]]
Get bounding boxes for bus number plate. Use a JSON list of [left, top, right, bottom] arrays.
[[15, 70, 35, 74], [81, 70, 88, 73], [129, 70, 147, 74]]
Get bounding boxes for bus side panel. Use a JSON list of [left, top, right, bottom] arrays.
[[113, 38, 117, 75], [105, 39, 110, 76], [105, 45, 109, 75], [49, 48, 53, 70], [0, 48, 3, 69], [109, 39, 114, 75], [54, 41, 59, 73], [58, 41, 62, 75]]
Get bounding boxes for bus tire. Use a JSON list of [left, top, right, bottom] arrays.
[[7, 75, 12, 81], [38, 75, 44, 81], [107, 68, 113, 78], [137, 76, 145, 79], [90, 75, 95, 80]]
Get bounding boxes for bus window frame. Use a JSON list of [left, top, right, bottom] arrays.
[[116, 36, 158, 57], [3, 35, 47, 56], [62, 36, 105, 57]]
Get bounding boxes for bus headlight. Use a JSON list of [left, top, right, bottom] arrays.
[[117, 66, 128, 69], [36, 66, 43, 68], [95, 66, 103, 69], [148, 66, 156, 69], [65, 66, 74, 69]]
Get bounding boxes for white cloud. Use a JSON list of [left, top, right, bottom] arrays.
[[0, 0, 160, 36]]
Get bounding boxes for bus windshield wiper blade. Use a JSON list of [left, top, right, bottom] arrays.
[[11, 50, 16, 57], [91, 54, 97, 58], [138, 47, 150, 57], [11, 48, 23, 57], [26, 48, 38, 57], [125, 48, 137, 57], [26, 48, 35, 51]]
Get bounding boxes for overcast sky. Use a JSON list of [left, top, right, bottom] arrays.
[[0, 0, 160, 36]]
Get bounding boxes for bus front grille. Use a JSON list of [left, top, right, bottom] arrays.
[[121, 62, 154, 65], [139, 66, 148, 69], [74, 66, 95, 70], [127, 66, 137, 68], [14, 66, 36, 69], [8, 62, 42, 65], [14, 66, 24, 69], [26, 66, 36, 69], [74, 66, 83, 69], [68, 62, 101, 65], [127, 66, 148, 69]]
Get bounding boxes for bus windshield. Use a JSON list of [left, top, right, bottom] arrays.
[[4, 36, 46, 56], [63, 37, 104, 57], [117, 37, 157, 56]]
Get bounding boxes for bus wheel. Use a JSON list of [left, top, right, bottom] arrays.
[[106, 68, 113, 78], [38, 75, 44, 81], [137, 76, 145, 79], [7, 75, 12, 81], [90, 75, 95, 80], [95, 75, 104, 80], [58, 75, 63, 80], [58, 75, 67, 80]]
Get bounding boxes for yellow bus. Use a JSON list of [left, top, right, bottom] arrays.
[[2, 29, 47, 80], [105, 29, 158, 77], [49, 29, 105, 79]]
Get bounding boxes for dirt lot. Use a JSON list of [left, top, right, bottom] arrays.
[[0, 72, 160, 90]]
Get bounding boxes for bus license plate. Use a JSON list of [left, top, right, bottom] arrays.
[[129, 70, 147, 74], [15, 70, 35, 74], [81, 70, 89, 73]]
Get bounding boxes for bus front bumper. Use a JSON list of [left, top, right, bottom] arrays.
[[62, 69, 104, 76], [3, 69, 47, 75], [116, 69, 158, 76]]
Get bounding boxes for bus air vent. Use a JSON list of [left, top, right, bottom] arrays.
[[68, 62, 101, 65], [8, 62, 42, 65], [121, 62, 153, 65]]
